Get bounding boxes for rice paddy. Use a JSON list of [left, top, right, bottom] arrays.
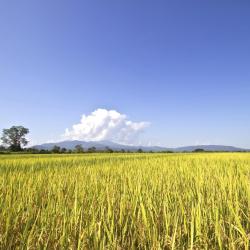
[[0, 153, 250, 249]]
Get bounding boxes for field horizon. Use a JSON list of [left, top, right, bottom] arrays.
[[31, 139, 250, 152]]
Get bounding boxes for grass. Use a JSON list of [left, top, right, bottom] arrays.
[[0, 153, 250, 249]]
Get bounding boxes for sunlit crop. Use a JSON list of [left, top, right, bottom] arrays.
[[0, 153, 250, 249]]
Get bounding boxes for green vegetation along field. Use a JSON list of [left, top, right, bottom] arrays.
[[0, 153, 250, 249]]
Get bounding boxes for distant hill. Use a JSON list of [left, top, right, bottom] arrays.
[[33, 140, 169, 152], [174, 145, 249, 152], [33, 140, 249, 152]]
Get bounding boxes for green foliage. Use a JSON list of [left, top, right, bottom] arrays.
[[74, 144, 84, 153], [1, 126, 29, 151], [0, 145, 6, 151], [0, 153, 250, 249], [193, 148, 205, 152], [87, 146, 96, 153], [60, 147, 67, 153], [105, 146, 113, 153], [51, 145, 61, 153]]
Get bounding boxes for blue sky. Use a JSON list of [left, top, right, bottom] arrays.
[[0, 1, 250, 148]]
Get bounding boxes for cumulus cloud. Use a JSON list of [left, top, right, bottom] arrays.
[[63, 109, 150, 144]]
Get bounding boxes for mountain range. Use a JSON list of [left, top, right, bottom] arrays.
[[33, 140, 250, 152]]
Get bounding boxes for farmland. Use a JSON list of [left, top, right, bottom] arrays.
[[0, 153, 250, 249]]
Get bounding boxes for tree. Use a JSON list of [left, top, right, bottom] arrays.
[[39, 149, 50, 154], [1, 126, 29, 151], [75, 144, 84, 153], [25, 147, 39, 154], [51, 145, 61, 153], [137, 148, 143, 153], [193, 148, 205, 152], [105, 146, 113, 153], [60, 147, 67, 153], [87, 146, 96, 153]]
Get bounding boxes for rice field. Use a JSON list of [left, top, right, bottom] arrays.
[[0, 153, 250, 249]]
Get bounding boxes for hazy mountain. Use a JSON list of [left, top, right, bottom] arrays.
[[33, 140, 169, 152], [174, 145, 249, 152], [33, 140, 249, 152]]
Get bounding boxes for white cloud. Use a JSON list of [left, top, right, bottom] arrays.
[[63, 109, 150, 144]]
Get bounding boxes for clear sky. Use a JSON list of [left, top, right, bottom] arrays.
[[0, 1, 250, 148]]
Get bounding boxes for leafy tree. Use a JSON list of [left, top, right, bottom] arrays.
[[25, 147, 39, 153], [51, 145, 61, 153], [87, 146, 96, 153], [60, 147, 67, 153], [39, 149, 50, 154], [137, 148, 143, 153], [1, 126, 29, 151], [75, 144, 84, 153], [105, 146, 113, 153], [193, 148, 205, 152], [163, 150, 173, 153]]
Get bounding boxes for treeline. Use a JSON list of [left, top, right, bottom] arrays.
[[2, 125, 243, 154], [0, 125, 175, 154], [0, 144, 172, 154]]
